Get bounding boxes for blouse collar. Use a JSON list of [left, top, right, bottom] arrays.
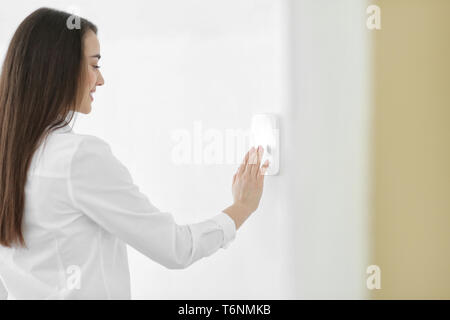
[[51, 124, 73, 134], [49, 111, 76, 134]]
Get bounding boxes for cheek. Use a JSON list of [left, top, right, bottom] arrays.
[[87, 69, 97, 88]]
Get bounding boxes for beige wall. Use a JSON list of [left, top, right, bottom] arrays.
[[372, 0, 450, 299]]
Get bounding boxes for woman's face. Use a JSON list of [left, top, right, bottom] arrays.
[[77, 30, 104, 114]]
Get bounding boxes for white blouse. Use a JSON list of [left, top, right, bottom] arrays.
[[0, 124, 237, 299]]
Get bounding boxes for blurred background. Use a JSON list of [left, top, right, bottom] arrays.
[[0, 0, 448, 299], [371, 0, 450, 299]]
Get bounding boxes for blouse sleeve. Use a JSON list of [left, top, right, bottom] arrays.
[[67, 135, 236, 269]]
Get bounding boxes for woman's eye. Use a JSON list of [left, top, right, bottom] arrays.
[[93, 65, 101, 69]]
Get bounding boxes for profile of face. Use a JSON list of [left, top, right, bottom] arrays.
[[77, 30, 105, 114]]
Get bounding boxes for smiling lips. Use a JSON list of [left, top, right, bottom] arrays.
[[89, 90, 95, 101]]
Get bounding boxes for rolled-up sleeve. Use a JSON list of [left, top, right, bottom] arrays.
[[67, 135, 237, 269]]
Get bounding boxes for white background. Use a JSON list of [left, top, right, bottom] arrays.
[[0, 0, 371, 299]]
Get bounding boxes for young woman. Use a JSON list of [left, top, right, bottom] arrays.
[[0, 8, 269, 299]]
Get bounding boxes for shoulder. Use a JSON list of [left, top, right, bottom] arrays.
[[70, 133, 116, 166], [30, 131, 113, 178], [48, 131, 112, 159], [72, 133, 112, 155], [66, 132, 133, 185]]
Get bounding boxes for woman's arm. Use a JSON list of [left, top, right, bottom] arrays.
[[67, 135, 267, 270]]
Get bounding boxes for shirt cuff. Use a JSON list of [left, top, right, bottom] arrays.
[[210, 212, 237, 249]]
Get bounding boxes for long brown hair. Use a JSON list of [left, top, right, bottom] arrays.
[[0, 8, 97, 247]]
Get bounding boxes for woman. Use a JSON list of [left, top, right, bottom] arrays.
[[0, 8, 269, 299]]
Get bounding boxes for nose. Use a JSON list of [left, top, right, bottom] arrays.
[[97, 71, 105, 86]]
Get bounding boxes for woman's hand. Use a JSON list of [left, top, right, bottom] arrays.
[[223, 145, 270, 230], [232, 145, 269, 213]]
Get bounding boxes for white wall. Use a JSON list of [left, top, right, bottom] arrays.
[[0, 0, 371, 299], [286, 0, 372, 299]]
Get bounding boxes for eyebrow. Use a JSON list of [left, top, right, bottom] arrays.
[[90, 54, 101, 60]]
